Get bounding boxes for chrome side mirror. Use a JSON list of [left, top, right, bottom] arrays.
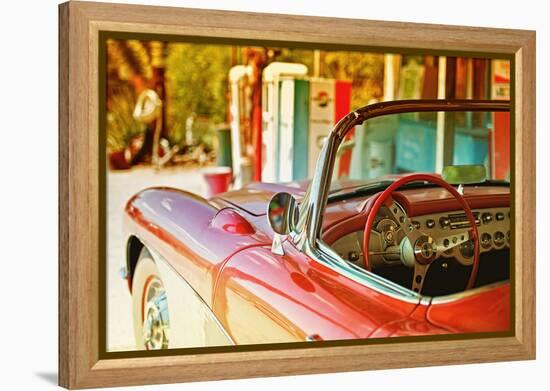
[[267, 192, 299, 235]]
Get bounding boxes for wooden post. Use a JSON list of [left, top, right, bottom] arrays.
[[383, 54, 395, 101], [435, 56, 457, 173], [435, 56, 447, 173]]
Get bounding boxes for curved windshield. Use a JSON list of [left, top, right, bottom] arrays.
[[330, 110, 510, 193]]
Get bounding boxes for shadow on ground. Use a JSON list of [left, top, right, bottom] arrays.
[[35, 372, 57, 385]]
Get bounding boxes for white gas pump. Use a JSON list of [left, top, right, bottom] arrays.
[[261, 62, 308, 183]]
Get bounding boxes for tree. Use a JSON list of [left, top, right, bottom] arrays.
[[106, 39, 166, 165], [324, 51, 384, 108], [165, 43, 232, 146]]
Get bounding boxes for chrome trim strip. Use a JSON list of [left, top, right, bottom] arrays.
[[290, 229, 421, 303], [430, 281, 508, 304], [316, 240, 421, 303]]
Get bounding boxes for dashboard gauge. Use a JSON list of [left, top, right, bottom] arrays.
[[481, 232, 492, 249], [494, 231, 505, 246]]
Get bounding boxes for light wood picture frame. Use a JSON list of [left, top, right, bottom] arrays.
[[59, 1, 536, 389]]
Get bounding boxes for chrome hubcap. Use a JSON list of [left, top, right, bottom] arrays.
[[142, 277, 169, 350]]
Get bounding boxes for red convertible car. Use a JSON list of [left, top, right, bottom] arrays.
[[122, 99, 511, 350]]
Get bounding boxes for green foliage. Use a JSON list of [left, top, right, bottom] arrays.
[[165, 43, 232, 146], [106, 85, 145, 152], [275, 48, 314, 71], [191, 118, 216, 152], [106, 41, 385, 154], [323, 51, 384, 108]]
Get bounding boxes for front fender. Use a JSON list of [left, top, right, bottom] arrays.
[[124, 187, 270, 306], [213, 240, 419, 344]]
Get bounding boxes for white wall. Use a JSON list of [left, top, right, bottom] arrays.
[[0, 0, 546, 389]]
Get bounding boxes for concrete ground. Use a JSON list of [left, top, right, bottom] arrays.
[[106, 165, 207, 352]]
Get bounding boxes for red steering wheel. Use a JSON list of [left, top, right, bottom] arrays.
[[362, 174, 480, 294]]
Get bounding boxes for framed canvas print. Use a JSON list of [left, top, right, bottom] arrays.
[[58, 1, 536, 389]]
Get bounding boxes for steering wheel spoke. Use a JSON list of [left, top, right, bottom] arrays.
[[412, 262, 430, 293], [386, 199, 424, 243]]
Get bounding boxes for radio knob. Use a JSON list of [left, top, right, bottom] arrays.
[[426, 219, 436, 229], [496, 212, 505, 221], [439, 216, 451, 229], [481, 213, 493, 224]]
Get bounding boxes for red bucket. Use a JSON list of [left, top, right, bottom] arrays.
[[203, 167, 233, 197]]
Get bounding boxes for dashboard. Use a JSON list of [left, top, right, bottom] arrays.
[[331, 205, 511, 269]]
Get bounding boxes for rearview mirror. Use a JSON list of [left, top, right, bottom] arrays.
[[267, 192, 299, 235], [442, 164, 487, 185]]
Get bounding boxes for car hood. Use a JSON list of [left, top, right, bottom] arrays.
[[212, 177, 392, 216], [213, 181, 309, 216]]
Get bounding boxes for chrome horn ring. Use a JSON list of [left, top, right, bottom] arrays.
[[413, 235, 438, 265]]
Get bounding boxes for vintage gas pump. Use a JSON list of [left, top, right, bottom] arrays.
[[261, 62, 308, 182], [278, 78, 352, 181], [262, 62, 352, 182]]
